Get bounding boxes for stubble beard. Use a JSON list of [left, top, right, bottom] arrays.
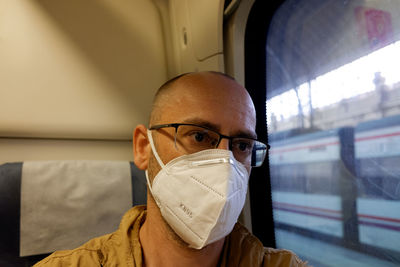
[[147, 152, 193, 249]]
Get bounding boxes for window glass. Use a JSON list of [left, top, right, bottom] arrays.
[[266, 0, 400, 266]]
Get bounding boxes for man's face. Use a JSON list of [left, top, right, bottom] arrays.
[[147, 73, 257, 180]]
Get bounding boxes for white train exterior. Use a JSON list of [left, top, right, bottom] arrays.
[[355, 115, 400, 253], [268, 115, 400, 260]]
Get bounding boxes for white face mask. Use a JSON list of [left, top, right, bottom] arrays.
[[145, 130, 250, 249]]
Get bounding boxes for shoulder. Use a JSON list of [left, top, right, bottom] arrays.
[[222, 223, 308, 267], [33, 233, 113, 267], [263, 247, 309, 267], [34, 205, 147, 266]]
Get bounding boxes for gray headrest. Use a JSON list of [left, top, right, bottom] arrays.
[[20, 160, 134, 256]]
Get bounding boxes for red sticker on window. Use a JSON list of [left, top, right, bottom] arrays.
[[365, 8, 393, 49]]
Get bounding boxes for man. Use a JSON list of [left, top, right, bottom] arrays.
[[35, 72, 306, 266]]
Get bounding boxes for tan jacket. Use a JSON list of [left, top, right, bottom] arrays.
[[34, 205, 307, 266]]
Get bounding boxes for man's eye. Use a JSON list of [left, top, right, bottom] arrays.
[[234, 140, 253, 152], [188, 131, 218, 147], [239, 143, 250, 151], [188, 131, 212, 143], [194, 132, 206, 142]]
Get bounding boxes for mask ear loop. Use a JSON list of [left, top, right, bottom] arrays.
[[145, 170, 154, 195], [147, 130, 166, 168], [145, 129, 165, 205]]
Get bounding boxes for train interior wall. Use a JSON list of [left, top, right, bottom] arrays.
[[0, 0, 225, 164]]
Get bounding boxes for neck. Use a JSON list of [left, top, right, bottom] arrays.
[[139, 195, 225, 267]]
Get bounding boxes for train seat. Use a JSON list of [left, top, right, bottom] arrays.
[[0, 160, 147, 267]]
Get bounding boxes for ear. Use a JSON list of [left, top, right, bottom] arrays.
[[133, 124, 151, 170]]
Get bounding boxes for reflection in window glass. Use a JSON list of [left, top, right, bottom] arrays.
[[267, 41, 400, 126], [266, 1, 400, 266]]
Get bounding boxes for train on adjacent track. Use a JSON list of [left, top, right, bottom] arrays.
[[269, 114, 400, 257]]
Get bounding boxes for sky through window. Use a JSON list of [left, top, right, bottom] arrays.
[[267, 41, 400, 123]]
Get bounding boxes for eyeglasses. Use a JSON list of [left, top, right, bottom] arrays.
[[149, 123, 269, 167]]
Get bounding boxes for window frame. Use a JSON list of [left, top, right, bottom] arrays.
[[245, 0, 400, 264], [244, 0, 286, 248]]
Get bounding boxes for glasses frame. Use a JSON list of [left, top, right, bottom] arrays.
[[149, 123, 270, 166]]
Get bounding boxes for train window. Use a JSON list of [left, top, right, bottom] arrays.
[[266, 0, 400, 266]]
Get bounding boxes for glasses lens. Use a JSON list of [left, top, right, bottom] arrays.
[[231, 138, 255, 166], [251, 141, 268, 167], [231, 139, 267, 167], [175, 125, 220, 153], [169, 124, 268, 167]]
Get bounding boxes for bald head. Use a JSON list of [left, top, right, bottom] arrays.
[[149, 71, 256, 128]]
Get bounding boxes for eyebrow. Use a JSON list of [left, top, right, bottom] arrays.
[[180, 118, 257, 139]]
